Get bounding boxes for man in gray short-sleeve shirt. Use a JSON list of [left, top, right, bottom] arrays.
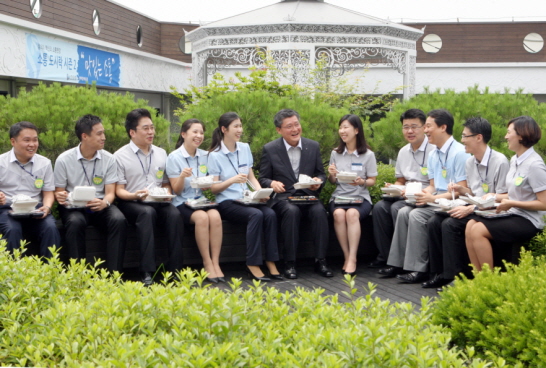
[[54, 115, 127, 272], [0, 121, 60, 257], [371, 109, 435, 269], [114, 108, 183, 286]]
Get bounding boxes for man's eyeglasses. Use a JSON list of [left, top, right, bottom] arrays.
[[461, 133, 478, 139], [138, 125, 155, 132], [402, 125, 423, 131]]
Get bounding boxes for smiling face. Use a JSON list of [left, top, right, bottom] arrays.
[[130, 116, 155, 147], [11, 128, 39, 164], [505, 123, 522, 152], [276, 115, 302, 147], [423, 116, 446, 146], [182, 123, 204, 150], [222, 118, 243, 142], [402, 118, 426, 146], [338, 120, 358, 145], [82, 123, 106, 152], [461, 127, 480, 154]]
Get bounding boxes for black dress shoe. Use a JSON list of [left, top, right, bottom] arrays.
[[342, 270, 357, 276], [268, 273, 284, 280], [367, 259, 387, 268], [315, 259, 334, 277], [397, 271, 428, 283], [378, 266, 403, 278], [142, 272, 153, 286], [284, 262, 298, 279], [422, 274, 452, 288], [206, 276, 219, 284]]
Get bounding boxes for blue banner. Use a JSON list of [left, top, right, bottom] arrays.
[[77, 45, 120, 87], [26, 33, 79, 82], [26, 33, 121, 87]]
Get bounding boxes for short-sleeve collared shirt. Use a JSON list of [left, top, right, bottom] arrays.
[[465, 146, 509, 197], [394, 136, 435, 186], [207, 141, 253, 203], [506, 147, 546, 229], [114, 141, 168, 193], [329, 148, 378, 204], [427, 136, 470, 192], [54, 144, 118, 199], [0, 149, 54, 204], [166, 146, 209, 207]]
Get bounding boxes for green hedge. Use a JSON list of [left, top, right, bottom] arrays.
[[369, 86, 546, 160], [0, 243, 503, 367], [0, 82, 172, 160], [432, 251, 546, 367]]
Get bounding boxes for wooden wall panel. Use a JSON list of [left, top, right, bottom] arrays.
[[160, 23, 199, 63], [406, 23, 546, 63]]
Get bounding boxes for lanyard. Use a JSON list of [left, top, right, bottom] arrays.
[[80, 159, 97, 186], [16, 161, 37, 179], [411, 142, 428, 168], [184, 156, 201, 177], [135, 150, 153, 183], [227, 150, 240, 175], [438, 141, 454, 169], [476, 152, 491, 184]]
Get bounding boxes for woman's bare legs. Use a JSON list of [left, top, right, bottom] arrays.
[[207, 209, 224, 278], [190, 210, 217, 278], [333, 208, 350, 270], [344, 208, 361, 273], [465, 220, 494, 272]]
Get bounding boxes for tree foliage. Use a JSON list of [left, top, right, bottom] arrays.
[[369, 86, 546, 160], [0, 82, 172, 160]]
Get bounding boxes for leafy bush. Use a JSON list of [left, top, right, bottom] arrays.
[[526, 229, 546, 258], [0, 82, 172, 161], [369, 86, 546, 160], [432, 251, 546, 367], [177, 89, 348, 168], [0, 243, 502, 367]]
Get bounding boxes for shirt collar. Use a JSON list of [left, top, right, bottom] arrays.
[[438, 136, 454, 154], [129, 140, 153, 155], [516, 146, 535, 165], [221, 140, 239, 155], [76, 143, 101, 161], [474, 146, 491, 167], [343, 146, 360, 157], [410, 136, 429, 153], [179, 144, 201, 158], [283, 138, 302, 151], [9, 148, 35, 164]]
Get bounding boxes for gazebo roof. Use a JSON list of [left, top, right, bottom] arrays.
[[190, 0, 421, 38]]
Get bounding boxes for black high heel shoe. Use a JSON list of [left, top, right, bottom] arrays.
[[206, 276, 219, 284], [247, 267, 271, 282], [217, 277, 226, 283], [268, 272, 283, 280]]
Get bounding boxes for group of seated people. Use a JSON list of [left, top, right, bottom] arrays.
[[1, 107, 544, 289], [371, 108, 546, 290]]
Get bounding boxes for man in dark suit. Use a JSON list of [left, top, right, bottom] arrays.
[[259, 109, 333, 279]]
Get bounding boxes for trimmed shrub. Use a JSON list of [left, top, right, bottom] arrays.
[[177, 89, 349, 168], [432, 251, 546, 367], [0, 82, 172, 161], [0, 243, 502, 367], [369, 86, 546, 160]]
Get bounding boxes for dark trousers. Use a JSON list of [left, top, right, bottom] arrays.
[[218, 200, 279, 265], [427, 214, 472, 279], [0, 205, 60, 258], [59, 205, 127, 271], [372, 199, 407, 263], [272, 199, 328, 262], [117, 201, 183, 273]]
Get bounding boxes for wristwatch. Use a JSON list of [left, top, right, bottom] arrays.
[[105, 199, 111, 207]]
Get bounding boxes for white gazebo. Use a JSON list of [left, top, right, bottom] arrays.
[[185, 0, 423, 99]]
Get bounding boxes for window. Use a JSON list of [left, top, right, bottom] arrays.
[[179, 32, 192, 54], [30, 0, 42, 18], [136, 25, 143, 47], [422, 34, 442, 54], [524, 33, 544, 53], [92, 10, 101, 35]]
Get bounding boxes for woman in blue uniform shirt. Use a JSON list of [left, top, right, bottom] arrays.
[[207, 112, 281, 281]]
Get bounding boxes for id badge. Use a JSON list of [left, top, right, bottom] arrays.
[[155, 167, 164, 179], [199, 164, 207, 174], [93, 176, 104, 185], [238, 164, 249, 174], [34, 178, 44, 189], [515, 176, 524, 186], [442, 169, 447, 179], [482, 183, 489, 193], [421, 167, 428, 176], [351, 163, 363, 172]]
